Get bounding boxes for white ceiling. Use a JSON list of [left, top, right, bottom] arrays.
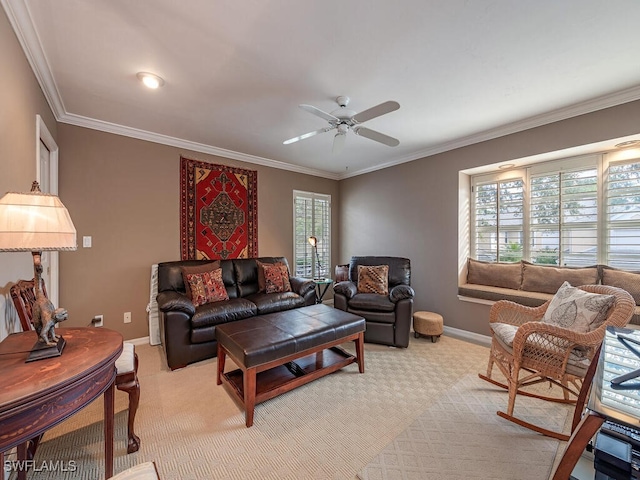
[[4, 0, 640, 180]]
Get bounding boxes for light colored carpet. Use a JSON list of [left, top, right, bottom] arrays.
[[8, 334, 569, 479], [357, 373, 572, 480]]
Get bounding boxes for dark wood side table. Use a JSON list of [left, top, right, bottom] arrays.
[[0, 327, 123, 480]]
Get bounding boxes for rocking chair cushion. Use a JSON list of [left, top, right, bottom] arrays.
[[490, 322, 591, 376], [542, 281, 615, 333]]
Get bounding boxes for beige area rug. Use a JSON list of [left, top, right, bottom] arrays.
[[9, 335, 567, 479], [357, 373, 572, 480]]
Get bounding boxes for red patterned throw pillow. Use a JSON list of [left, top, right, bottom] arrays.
[[263, 263, 292, 294], [357, 264, 389, 295], [181, 261, 221, 299], [184, 267, 229, 307]]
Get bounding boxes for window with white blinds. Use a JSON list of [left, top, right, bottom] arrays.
[[607, 160, 640, 270], [471, 153, 640, 269], [293, 191, 331, 279], [530, 167, 598, 266], [473, 178, 524, 262]]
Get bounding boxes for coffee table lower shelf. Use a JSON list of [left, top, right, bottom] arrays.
[[219, 343, 362, 427]]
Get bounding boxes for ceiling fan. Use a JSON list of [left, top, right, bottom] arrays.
[[283, 96, 400, 153]]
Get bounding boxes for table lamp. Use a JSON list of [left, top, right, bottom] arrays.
[[308, 236, 323, 279], [0, 181, 77, 361]]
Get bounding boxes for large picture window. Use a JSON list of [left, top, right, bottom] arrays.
[[293, 191, 331, 279], [471, 153, 640, 269]]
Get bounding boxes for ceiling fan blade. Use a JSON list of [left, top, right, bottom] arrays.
[[283, 127, 334, 145], [352, 101, 400, 124], [332, 133, 346, 154], [299, 104, 340, 123], [353, 126, 400, 147]]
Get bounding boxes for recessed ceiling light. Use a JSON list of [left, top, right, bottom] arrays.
[[498, 163, 515, 170], [136, 72, 164, 89], [615, 140, 640, 149]]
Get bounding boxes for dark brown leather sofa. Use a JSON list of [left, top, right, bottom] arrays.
[[333, 256, 414, 348], [157, 257, 316, 370]]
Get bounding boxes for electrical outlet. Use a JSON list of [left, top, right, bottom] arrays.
[[124, 312, 131, 323], [92, 315, 103, 327]]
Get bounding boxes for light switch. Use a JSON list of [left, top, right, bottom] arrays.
[[83, 236, 92, 248]]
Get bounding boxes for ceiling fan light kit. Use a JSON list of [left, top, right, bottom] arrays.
[[284, 96, 400, 152]]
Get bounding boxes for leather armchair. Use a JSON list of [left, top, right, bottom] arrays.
[[333, 256, 414, 347]]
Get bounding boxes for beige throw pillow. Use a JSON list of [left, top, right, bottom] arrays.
[[466, 258, 521, 289], [521, 262, 598, 294], [601, 267, 640, 305], [542, 281, 615, 333], [357, 265, 389, 295]]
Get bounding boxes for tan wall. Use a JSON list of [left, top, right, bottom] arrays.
[[0, 8, 58, 339], [339, 100, 640, 337], [57, 125, 339, 339]]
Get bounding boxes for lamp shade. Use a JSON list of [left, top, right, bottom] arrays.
[[0, 187, 77, 252], [308, 236, 317, 247]]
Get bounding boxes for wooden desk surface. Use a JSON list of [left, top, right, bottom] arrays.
[[0, 327, 123, 412], [0, 327, 122, 478]]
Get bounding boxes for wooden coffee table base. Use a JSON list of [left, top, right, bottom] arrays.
[[217, 331, 364, 427]]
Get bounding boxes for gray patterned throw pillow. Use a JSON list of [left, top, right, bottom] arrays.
[[542, 281, 615, 333]]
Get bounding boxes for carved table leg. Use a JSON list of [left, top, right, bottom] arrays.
[[104, 381, 115, 479], [17, 442, 27, 480]]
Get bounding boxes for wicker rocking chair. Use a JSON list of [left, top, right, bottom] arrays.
[[479, 284, 635, 441]]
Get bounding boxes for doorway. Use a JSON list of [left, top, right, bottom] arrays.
[[36, 115, 60, 306]]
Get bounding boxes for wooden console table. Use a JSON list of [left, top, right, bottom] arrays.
[[0, 327, 123, 479]]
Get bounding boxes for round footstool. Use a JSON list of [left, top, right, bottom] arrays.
[[413, 311, 443, 342]]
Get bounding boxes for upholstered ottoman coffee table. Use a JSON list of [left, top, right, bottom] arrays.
[[215, 304, 365, 427]]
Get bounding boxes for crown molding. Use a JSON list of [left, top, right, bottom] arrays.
[[6, 0, 640, 182], [59, 112, 342, 180], [337, 84, 640, 179]]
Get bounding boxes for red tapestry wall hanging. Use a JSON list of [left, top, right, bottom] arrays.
[[180, 156, 258, 260]]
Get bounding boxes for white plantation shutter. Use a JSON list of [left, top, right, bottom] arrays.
[[530, 166, 598, 266], [606, 159, 640, 270], [293, 191, 331, 278], [473, 177, 524, 262], [469, 153, 640, 270]]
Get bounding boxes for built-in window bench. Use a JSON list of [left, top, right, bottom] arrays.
[[458, 259, 640, 326]]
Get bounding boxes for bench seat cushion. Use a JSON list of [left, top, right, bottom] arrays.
[[458, 283, 551, 306], [458, 283, 640, 325]]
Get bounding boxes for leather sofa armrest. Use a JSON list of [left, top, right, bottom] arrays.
[[334, 281, 357, 299], [289, 276, 316, 298], [157, 291, 196, 316], [390, 284, 415, 303]]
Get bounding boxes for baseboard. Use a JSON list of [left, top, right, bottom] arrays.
[[126, 336, 150, 346], [443, 325, 491, 347]]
